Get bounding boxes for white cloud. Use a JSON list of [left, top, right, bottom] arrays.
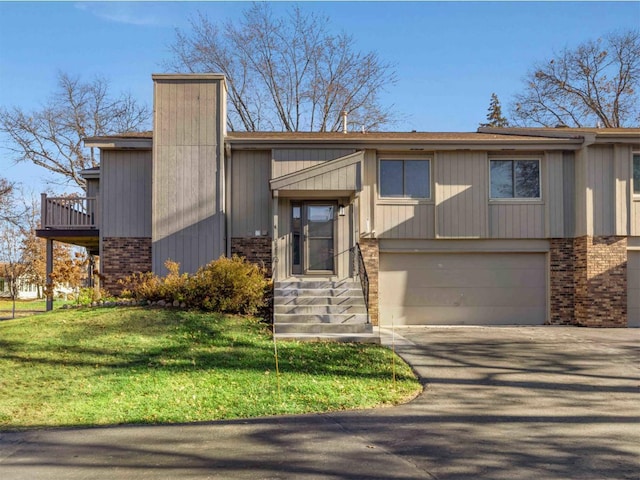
[[75, 2, 166, 27]]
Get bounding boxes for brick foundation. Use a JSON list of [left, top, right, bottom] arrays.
[[358, 238, 379, 326], [549, 238, 575, 325], [231, 237, 272, 277], [574, 236, 627, 327], [101, 237, 152, 294]]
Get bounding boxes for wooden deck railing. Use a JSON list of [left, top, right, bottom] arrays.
[[40, 194, 98, 229]]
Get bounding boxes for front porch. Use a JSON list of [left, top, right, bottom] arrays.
[[35, 194, 99, 310], [269, 151, 377, 342]]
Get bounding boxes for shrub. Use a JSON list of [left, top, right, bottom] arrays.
[[119, 256, 269, 315], [188, 256, 269, 315]]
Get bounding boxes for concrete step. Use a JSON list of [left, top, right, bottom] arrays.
[[274, 332, 380, 344], [275, 280, 361, 290], [274, 313, 369, 324], [274, 296, 365, 306], [274, 323, 374, 335], [274, 288, 362, 298], [274, 304, 368, 315]]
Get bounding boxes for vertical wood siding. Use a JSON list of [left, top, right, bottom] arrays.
[[562, 152, 576, 237], [272, 149, 355, 178], [231, 150, 271, 237], [489, 203, 545, 238], [152, 78, 225, 274], [101, 150, 152, 238], [435, 151, 488, 238], [588, 145, 615, 236], [377, 204, 435, 238], [614, 144, 631, 236], [545, 151, 564, 237]]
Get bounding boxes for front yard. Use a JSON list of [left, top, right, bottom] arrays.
[[0, 307, 420, 429]]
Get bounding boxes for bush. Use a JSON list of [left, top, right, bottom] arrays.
[[188, 256, 269, 315], [119, 256, 269, 315]]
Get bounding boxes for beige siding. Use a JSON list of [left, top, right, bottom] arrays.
[[231, 150, 271, 237], [152, 77, 226, 274], [435, 151, 488, 238], [377, 203, 435, 238], [275, 198, 290, 280], [545, 151, 564, 237], [632, 200, 640, 236], [629, 250, 640, 327], [101, 150, 152, 238], [360, 150, 377, 236], [272, 149, 355, 178], [379, 252, 547, 325], [614, 145, 631, 235], [489, 203, 545, 238], [277, 163, 359, 191], [589, 145, 615, 236]]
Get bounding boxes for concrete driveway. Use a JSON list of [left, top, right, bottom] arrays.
[[1, 326, 638, 479]]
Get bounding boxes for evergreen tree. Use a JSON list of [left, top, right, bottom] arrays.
[[480, 93, 509, 127]]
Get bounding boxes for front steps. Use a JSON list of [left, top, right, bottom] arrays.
[[273, 280, 378, 343]]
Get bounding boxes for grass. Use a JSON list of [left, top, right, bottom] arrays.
[[0, 307, 421, 429], [0, 299, 74, 318]]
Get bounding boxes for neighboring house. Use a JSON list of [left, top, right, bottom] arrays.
[[36, 74, 640, 338], [0, 267, 38, 300]]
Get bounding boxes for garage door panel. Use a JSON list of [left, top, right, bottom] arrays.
[[380, 252, 546, 326], [384, 306, 546, 326], [402, 269, 545, 288], [628, 252, 640, 327], [400, 287, 546, 307]]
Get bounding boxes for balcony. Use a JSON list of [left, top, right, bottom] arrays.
[[36, 194, 99, 254]]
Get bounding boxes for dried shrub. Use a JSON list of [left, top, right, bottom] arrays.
[[119, 256, 269, 315], [187, 256, 269, 315]]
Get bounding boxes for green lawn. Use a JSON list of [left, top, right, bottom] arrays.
[[0, 307, 421, 429], [0, 299, 77, 321]]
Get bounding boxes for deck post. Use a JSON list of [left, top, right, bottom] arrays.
[[46, 239, 53, 311]]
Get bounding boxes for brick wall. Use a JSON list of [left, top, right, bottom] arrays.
[[358, 238, 379, 326], [549, 238, 575, 325], [231, 237, 272, 277], [102, 237, 152, 294], [574, 236, 627, 327]]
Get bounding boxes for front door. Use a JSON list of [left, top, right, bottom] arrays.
[[291, 202, 336, 275]]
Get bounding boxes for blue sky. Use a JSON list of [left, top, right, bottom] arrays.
[[1, 1, 639, 192]]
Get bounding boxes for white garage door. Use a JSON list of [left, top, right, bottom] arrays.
[[379, 252, 547, 326], [628, 251, 640, 327]]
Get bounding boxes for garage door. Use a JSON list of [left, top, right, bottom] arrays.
[[628, 251, 640, 327], [379, 252, 547, 326]]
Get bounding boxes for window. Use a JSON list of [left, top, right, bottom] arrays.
[[379, 159, 430, 198], [633, 154, 640, 195], [490, 159, 540, 199]]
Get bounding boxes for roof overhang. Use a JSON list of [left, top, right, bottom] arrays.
[[84, 136, 152, 150]]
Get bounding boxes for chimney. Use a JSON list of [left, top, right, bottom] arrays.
[[342, 110, 348, 134]]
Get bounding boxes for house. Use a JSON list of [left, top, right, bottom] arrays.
[[0, 266, 38, 300], [36, 74, 640, 338]]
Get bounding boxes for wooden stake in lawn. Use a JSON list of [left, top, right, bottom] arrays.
[[392, 316, 397, 389], [272, 333, 281, 401]]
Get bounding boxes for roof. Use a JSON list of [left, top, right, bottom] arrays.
[[84, 127, 640, 151]]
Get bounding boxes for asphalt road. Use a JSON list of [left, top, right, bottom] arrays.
[[1, 326, 638, 479]]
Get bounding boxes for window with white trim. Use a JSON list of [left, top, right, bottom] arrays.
[[633, 153, 640, 195], [490, 159, 540, 199], [379, 159, 430, 199]]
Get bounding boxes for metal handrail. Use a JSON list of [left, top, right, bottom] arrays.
[[353, 243, 370, 322]]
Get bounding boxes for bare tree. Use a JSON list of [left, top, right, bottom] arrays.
[[0, 72, 150, 189], [510, 30, 640, 128], [0, 223, 28, 318], [166, 3, 396, 132]]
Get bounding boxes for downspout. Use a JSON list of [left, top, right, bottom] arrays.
[[225, 141, 232, 257]]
